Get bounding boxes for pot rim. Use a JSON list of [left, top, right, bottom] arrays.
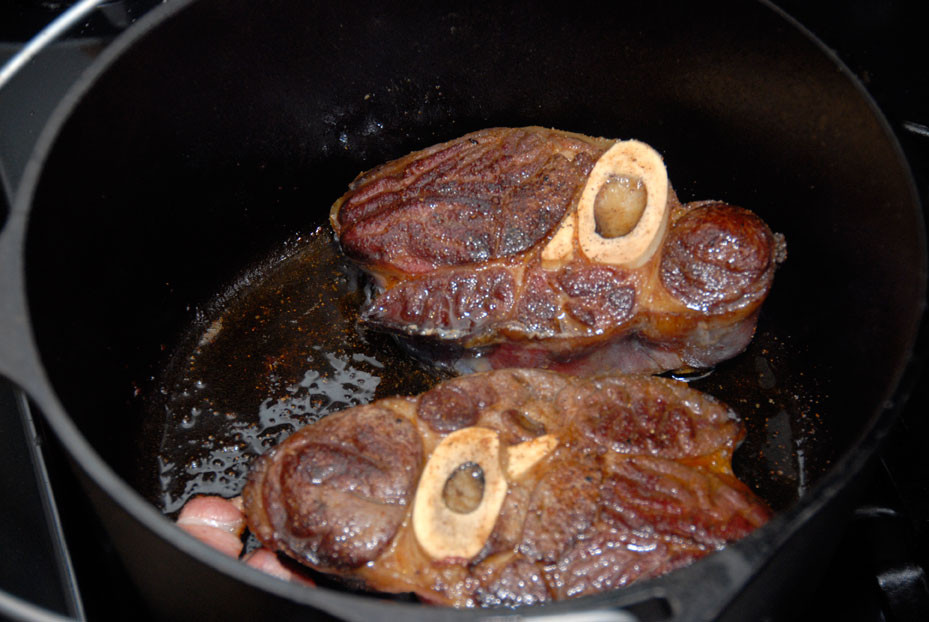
[[2, 0, 925, 619]]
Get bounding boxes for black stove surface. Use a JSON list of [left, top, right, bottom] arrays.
[[1, 1, 928, 620], [775, 3, 929, 618]]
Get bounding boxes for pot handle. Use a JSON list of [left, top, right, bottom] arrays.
[[0, 380, 84, 622], [0, 0, 106, 90], [0, 211, 46, 398], [0, 0, 159, 394], [0, 0, 88, 395], [0, 6, 157, 620], [0, 0, 164, 91]]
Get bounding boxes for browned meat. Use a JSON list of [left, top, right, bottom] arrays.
[[330, 127, 786, 375], [243, 369, 770, 607]]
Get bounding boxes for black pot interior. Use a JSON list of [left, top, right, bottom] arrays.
[[19, 0, 924, 612]]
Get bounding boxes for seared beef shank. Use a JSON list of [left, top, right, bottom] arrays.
[[243, 369, 770, 607], [330, 127, 786, 375]]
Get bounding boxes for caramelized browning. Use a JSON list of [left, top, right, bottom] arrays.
[[243, 369, 770, 607], [330, 127, 786, 376], [332, 127, 610, 274], [661, 201, 786, 313]]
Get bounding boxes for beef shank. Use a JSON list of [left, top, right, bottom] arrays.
[[243, 369, 770, 607], [330, 127, 786, 375]]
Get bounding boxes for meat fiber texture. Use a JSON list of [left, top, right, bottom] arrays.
[[330, 127, 786, 375], [243, 369, 770, 607]]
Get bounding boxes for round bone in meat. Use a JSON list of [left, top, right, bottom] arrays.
[[412, 427, 508, 560], [243, 369, 770, 607], [505, 433, 559, 479], [329, 127, 785, 376], [542, 139, 670, 269]]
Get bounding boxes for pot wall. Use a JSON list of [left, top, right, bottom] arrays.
[[3, 0, 923, 619]]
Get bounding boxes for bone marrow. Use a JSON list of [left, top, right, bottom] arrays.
[[550, 138, 671, 268], [243, 369, 770, 607], [330, 127, 786, 375], [412, 426, 508, 560]]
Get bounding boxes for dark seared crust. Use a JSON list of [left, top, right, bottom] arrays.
[[555, 263, 637, 329], [599, 454, 768, 546], [334, 127, 609, 274], [364, 266, 517, 340], [545, 528, 696, 600], [660, 202, 780, 313], [243, 369, 770, 607], [331, 128, 786, 375], [416, 375, 499, 433], [565, 374, 742, 459], [474, 556, 552, 608], [243, 404, 423, 571], [517, 453, 601, 563]]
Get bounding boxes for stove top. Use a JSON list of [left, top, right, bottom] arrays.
[[1, 1, 927, 620]]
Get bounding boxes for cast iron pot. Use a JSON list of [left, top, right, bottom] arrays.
[[0, 0, 924, 620]]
